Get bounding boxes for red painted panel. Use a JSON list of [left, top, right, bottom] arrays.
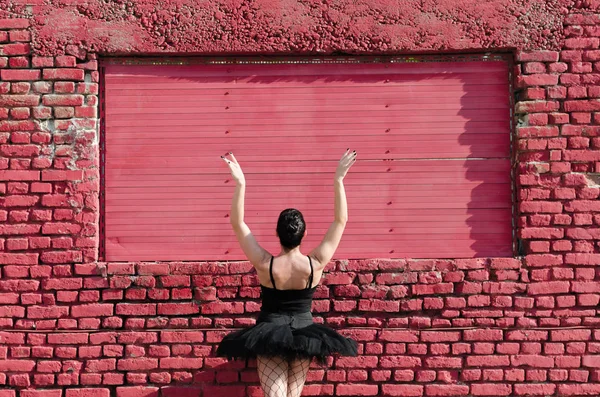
[[104, 60, 512, 261]]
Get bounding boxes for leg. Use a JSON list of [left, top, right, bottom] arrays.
[[287, 358, 310, 397], [257, 356, 288, 397]]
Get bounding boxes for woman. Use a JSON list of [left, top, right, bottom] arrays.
[[217, 150, 358, 397]]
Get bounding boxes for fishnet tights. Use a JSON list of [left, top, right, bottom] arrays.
[[287, 358, 310, 397], [257, 356, 311, 397]]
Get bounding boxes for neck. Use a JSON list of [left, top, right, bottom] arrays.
[[280, 245, 301, 255]]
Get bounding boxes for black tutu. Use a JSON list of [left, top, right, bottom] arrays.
[[216, 312, 358, 364]]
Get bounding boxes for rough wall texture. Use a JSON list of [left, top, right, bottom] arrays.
[[1, 0, 600, 396]]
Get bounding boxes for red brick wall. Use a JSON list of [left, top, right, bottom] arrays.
[[1, 1, 600, 396]]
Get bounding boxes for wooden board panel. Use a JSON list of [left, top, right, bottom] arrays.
[[104, 60, 513, 261]]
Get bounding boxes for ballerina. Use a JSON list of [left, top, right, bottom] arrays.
[[217, 150, 359, 397]]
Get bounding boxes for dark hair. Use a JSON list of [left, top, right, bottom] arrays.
[[276, 208, 306, 249]]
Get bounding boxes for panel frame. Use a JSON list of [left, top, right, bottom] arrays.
[[98, 53, 516, 262]]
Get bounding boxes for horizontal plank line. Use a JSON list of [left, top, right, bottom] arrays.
[[105, 132, 510, 139], [105, 203, 512, 210], [104, 63, 508, 76], [105, 104, 510, 113], [106, 226, 511, 234], [105, 134, 509, 141], [106, 90, 509, 100], [105, 82, 509, 91], [105, 209, 512, 215], [105, 120, 509, 129], [105, 109, 508, 118], [105, 218, 511, 225], [105, 74, 508, 84], [105, 120, 509, 128], [104, 191, 512, 198]]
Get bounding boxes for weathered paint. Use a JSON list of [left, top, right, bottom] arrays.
[[19, 0, 575, 56]]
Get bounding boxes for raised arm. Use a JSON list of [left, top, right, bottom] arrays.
[[310, 150, 357, 268], [222, 153, 270, 267]]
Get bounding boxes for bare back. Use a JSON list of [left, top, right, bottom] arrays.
[[257, 253, 323, 290]]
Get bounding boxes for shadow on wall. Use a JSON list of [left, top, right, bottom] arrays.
[[457, 58, 514, 258]]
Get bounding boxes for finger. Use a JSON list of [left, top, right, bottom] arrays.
[[221, 156, 233, 167], [228, 152, 239, 165], [344, 150, 356, 162], [347, 153, 357, 165]]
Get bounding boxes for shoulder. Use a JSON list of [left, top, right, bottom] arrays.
[[308, 255, 325, 271], [252, 253, 272, 271]]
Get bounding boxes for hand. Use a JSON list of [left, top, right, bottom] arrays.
[[334, 149, 357, 181], [222, 152, 246, 185]]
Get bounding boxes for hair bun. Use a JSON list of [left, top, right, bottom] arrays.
[[276, 208, 306, 250]]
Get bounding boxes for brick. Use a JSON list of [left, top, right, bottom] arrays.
[[424, 357, 462, 368], [464, 329, 503, 341], [54, 107, 74, 119], [42, 223, 82, 235], [117, 332, 157, 344], [0, 43, 31, 56], [1, 66, 38, 81], [549, 113, 569, 124], [424, 385, 469, 396], [42, 278, 82, 290], [0, 170, 40, 181], [40, 251, 82, 264], [519, 201, 562, 213], [565, 38, 600, 49], [333, 356, 377, 369], [412, 283, 453, 295], [159, 331, 204, 343], [116, 303, 156, 316], [520, 228, 563, 239], [515, 101, 559, 113], [581, 355, 600, 368], [115, 387, 159, 397], [0, 360, 35, 371], [552, 329, 591, 341], [470, 384, 511, 396], [380, 355, 421, 368], [21, 391, 62, 397], [523, 62, 546, 74], [75, 106, 97, 118], [27, 306, 69, 319], [513, 384, 556, 396], [557, 384, 600, 396], [55, 56, 77, 68], [8, 29, 30, 42], [381, 384, 423, 396], [43, 69, 85, 80], [337, 384, 378, 396], [518, 74, 559, 87], [0, 143, 39, 157], [199, 386, 244, 397], [548, 62, 569, 73], [117, 358, 158, 371], [42, 94, 84, 106], [71, 304, 113, 318], [0, 253, 38, 265], [159, 357, 203, 369], [517, 51, 559, 62], [421, 331, 460, 342], [65, 390, 109, 397], [511, 355, 555, 368], [523, 87, 546, 99], [528, 281, 570, 295]]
